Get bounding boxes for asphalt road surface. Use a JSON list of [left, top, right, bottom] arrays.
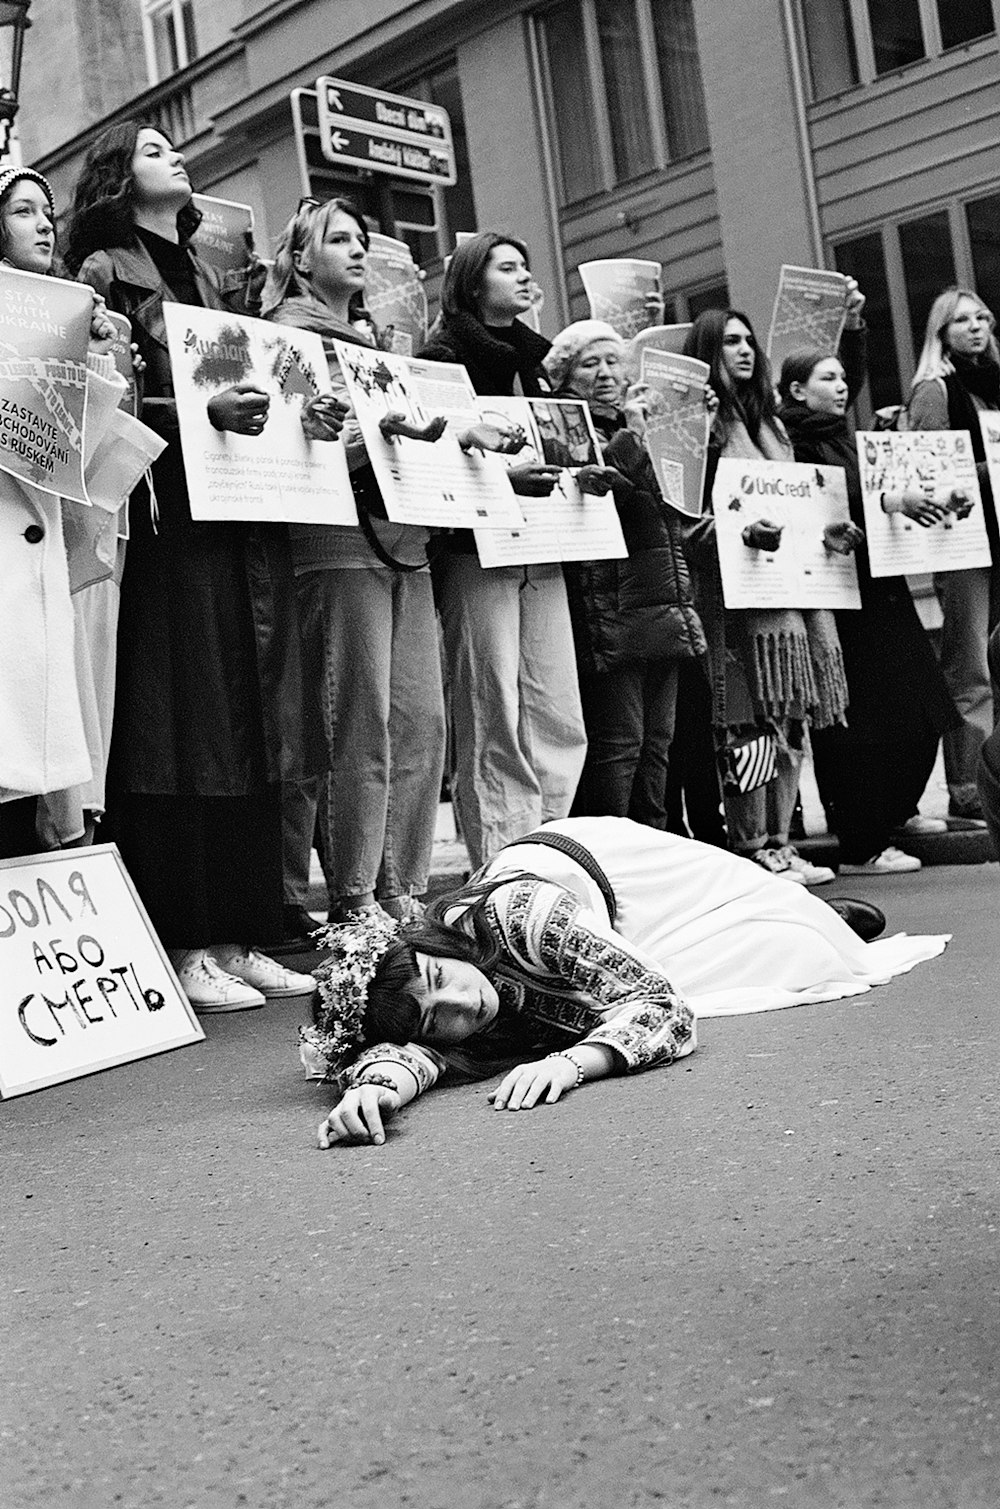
[[5, 864, 998, 1509]]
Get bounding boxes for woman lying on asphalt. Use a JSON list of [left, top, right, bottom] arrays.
[[304, 818, 949, 1147]]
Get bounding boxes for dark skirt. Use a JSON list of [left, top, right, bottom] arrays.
[[110, 788, 283, 947]]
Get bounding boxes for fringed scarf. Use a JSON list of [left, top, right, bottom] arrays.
[[723, 420, 849, 729]]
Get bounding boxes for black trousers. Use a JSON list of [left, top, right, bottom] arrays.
[[0, 796, 39, 861], [108, 788, 284, 948], [811, 723, 939, 864], [574, 661, 679, 829], [977, 624, 1000, 856]]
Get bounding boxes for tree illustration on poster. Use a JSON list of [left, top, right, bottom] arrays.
[[0, 845, 203, 1099]]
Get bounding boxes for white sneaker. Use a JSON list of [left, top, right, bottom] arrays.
[[750, 847, 808, 883], [895, 815, 948, 835], [171, 948, 266, 1012], [839, 846, 922, 874], [774, 845, 835, 885], [211, 946, 316, 998]]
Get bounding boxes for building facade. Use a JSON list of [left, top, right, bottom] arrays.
[[18, 0, 1000, 418]]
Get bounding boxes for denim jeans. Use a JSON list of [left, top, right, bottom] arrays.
[[438, 556, 587, 869], [935, 566, 998, 806], [576, 661, 680, 828], [286, 567, 445, 901], [723, 720, 804, 855]]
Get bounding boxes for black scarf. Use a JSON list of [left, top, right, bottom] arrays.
[[943, 353, 1000, 466], [439, 310, 552, 396]]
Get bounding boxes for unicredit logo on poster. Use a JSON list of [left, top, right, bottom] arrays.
[[740, 472, 812, 497]]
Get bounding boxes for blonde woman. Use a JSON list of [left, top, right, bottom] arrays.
[[909, 287, 1000, 823]]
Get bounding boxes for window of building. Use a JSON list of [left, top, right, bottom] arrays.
[[536, 0, 710, 206], [938, 0, 995, 51], [650, 0, 710, 158], [833, 233, 900, 412], [685, 282, 730, 319], [966, 192, 1000, 319], [595, 0, 656, 181], [141, 0, 196, 84], [899, 210, 957, 352], [799, 0, 858, 99], [799, 0, 994, 98], [867, 0, 925, 73]]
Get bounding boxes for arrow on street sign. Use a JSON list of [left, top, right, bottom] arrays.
[[316, 74, 456, 187]]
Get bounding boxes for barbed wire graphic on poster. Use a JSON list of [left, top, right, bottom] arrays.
[[579, 259, 661, 341], [855, 428, 990, 577], [164, 303, 357, 525], [766, 265, 849, 376], [639, 349, 710, 517], [365, 233, 428, 355], [0, 265, 93, 503]]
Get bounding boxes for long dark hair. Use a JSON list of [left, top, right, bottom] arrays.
[[684, 307, 779, 448], [64, 119, 202, 274], [440, 230, 530, 320]]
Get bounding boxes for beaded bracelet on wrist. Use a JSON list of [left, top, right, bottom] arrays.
[[353, 1072, 399, 1093], [546, 1050, 584, 1088]]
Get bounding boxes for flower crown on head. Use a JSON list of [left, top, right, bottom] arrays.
[[298, 909, 400, 1084]]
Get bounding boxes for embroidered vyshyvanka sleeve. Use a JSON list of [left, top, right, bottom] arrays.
[[486, 879, 696, 1071], [345, 1041, 446, 1094]]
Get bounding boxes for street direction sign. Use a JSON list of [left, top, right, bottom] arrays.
[[316, 75, 457, 186]]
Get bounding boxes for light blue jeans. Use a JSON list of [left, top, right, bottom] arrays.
[[935, 566, 996, 807], [283, 566, 445, 902], [438, 555, 587, 869]]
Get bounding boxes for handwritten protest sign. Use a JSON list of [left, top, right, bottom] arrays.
[[639, 349, 710, 517], [164, 303, 356, 525], [0, 845, 202, 1099], [334, 342, 523, 528], [365, 233, 428, 355], [191, 193, 255, 276], [473, 395, 626, 567], [712, 457, 861, 610], [766, 265, 848, 376], [579, 259, 661, 340], [856, 429, 989, 578], [0, 264, 93, 503]]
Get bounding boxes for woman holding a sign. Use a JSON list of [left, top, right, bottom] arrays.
[[65, 122, 327, 1011], [779, 331, 959, 873], [262, 196, 447, 929], [683, 309, 851, 884], [0, 167, 161, 859], [420, 232, 589, 869], [542, 320, 707, 829], [909, 287, 1000, 825]]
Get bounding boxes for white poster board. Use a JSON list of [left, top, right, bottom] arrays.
[[978, 412, 1000, 520], [639, 349, 710, 517], [0, 845, 202, 1099], [472, 395, 626, 567], [579, 259, 661, 340], [766, 265, 848, 375], [334, 343, 523, 528], [856, 429, 990, 578], [712, 457, 861, 610], [163, 303, 357, 525]]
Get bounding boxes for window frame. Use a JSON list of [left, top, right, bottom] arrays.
[[140, 0, 196, 86], [532, 0, 709, 207], [800, 0, 996, 97]]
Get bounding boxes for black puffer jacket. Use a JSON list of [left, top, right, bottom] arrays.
[[564, 415, 706, 675]]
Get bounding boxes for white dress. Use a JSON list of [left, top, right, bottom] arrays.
[[491, 817, 949, 1018]]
